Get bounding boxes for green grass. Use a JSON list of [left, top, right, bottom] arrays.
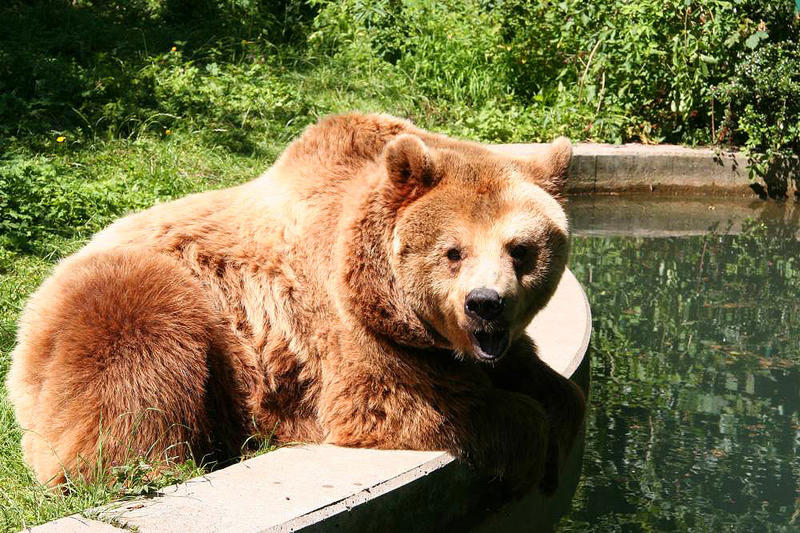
[[0, 24, 411, 529], [0, 0, 798, 529], [0, 7, 395, 526], [0, 133, 281, 529]]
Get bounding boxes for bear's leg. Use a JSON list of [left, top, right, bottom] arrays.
[[6, 249, 219, 486], [485, 335, 587, 493], [319, 334, 551, 490]]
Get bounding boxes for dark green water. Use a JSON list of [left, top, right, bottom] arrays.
[[559, 200, 800, 532]]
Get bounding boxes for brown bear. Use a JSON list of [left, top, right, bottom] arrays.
[[6, 113, 585, 492]]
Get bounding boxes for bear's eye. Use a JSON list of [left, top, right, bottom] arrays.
[[446, 247, 463, 262], [509, 244, 530, 263]]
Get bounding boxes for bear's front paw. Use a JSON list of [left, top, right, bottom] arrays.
[[465, 390, 551, 494]]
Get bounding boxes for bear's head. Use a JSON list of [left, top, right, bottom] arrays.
[[339, 132, 571, 362]]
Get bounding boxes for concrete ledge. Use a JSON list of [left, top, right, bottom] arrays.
[[28, 269, 591, 533], [492, 143, 761, 195], [99, 447, 452, 533], [24, 517, 123, 533]]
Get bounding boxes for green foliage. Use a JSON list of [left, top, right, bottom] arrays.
[[105, 457, 203, 498], [0, 139, 260, 259], [0, 0, 315, 147], [2, 0, 797, 149], [310, 0, 799, 146], [0, 433, 206, 531], [716, 42, 800, 196], [0, 156, 108, 253]]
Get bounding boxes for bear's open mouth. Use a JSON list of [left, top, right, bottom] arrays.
[[469, 329, 510, 361]]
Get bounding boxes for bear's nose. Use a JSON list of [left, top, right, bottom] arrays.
[[465, 288, 504, 321]]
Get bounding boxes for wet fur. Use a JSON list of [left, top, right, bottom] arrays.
[[7, 113, 584, 489]]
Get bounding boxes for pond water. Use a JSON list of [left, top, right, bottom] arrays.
[[557, 196, 800, 532]]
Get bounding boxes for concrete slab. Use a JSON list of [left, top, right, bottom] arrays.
[[532, 268, 592, 382], [22, 516, 124, 532], [98, 446, 449, 533]]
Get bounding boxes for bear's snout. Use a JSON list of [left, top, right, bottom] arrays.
[[463, 288, 512, 361], [465, 288, 504, 321]]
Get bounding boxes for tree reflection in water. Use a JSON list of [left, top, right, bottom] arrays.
[[560, 217, 800, 531]]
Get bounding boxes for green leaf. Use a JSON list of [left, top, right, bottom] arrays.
[[745, 31, 768, 50], [724, 33, 740, 47]]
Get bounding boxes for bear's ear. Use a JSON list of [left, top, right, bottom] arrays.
[[384, 134, 437, 194], [532, 137, 572, 196]]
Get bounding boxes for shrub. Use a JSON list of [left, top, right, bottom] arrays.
[[3, 0, 797, 150], [715, 42, 800, 197], [310, 0, 799, 147], [0, 0, 316, 145], [0, 155, 106, 253]]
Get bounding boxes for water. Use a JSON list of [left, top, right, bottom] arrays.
[[558, 197, 800, 532]]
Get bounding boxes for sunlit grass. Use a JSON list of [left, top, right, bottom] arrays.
[[0, 132, 273, 530]]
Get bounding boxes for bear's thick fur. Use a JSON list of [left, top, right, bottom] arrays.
[[7, 113, 584, 491]]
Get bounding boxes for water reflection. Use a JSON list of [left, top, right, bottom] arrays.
[[559, 200, 800, 532]]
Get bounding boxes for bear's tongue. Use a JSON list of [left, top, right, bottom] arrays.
[[472, 329, 510, 361]]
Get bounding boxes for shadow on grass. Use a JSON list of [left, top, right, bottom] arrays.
[[0, 0, 315, 143]]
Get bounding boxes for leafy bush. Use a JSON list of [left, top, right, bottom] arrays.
[[715, 42, 800, 197], [0, 0, 796, 287], [0, 0, 316, 145], [0, 156, 105, 253], [310, 0, 799, 147], [2, 0, 797, 149]]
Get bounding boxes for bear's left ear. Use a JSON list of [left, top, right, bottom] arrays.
[[384, 134, 437, 198], [535, 137, 572, 196]]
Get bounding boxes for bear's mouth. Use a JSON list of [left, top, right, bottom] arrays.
[[469, 329, 510, 361]]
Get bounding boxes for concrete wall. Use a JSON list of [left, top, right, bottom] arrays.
[[491, 143, 780, 196]]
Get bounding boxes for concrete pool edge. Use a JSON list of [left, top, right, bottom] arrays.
[[25, 269, 591, 533], [492, 142, 798, 197]]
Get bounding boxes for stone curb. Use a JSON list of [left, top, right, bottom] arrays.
[[26, 269, 591, 533], [492, 143, 761, 195]]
